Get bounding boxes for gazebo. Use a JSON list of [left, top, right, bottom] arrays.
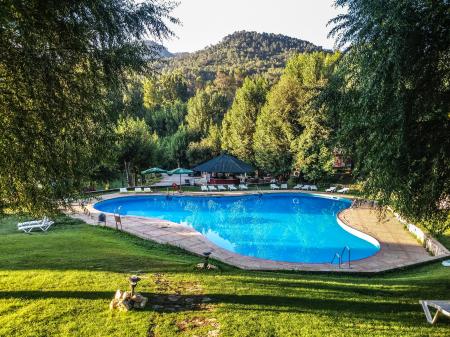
[[192, 153, 254, 185]]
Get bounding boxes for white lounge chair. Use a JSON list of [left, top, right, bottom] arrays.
[[309, 185, 318, 191], [217, 185, 226, 191], [18, 217, 55, 233], [201, 185, 208, 192], [301, 185, 310, 190], [281, 184, 288, 189], [270, 184, 280, 190], [134, 187, 143, 192], [293, 184, 303, 190], [338, 187, 350, 193], [326, 186, 337, 192], [228, 185, 237, 191], [143, 187, 152, 192], [420, 300, 450, 324], [239, 184, 248, 190], [119, 187, 127, 193], [208, 185, 217, 191]]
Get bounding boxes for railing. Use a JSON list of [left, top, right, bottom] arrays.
[[331, 246, 351, 269]]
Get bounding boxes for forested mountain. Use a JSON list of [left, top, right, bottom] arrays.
[[158, 31, 324, 81]]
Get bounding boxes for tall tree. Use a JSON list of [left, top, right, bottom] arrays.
[[185, 86, 228, 138], [327, 0, 450, 233], [115, 116, 158, 186], [221, 76, 269, 163], [143, 71, 189, 110], [0, 0, 177, 215]]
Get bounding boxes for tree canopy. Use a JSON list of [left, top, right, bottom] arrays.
[[327, 0, 450, 233], [0, 0, 176, 214]]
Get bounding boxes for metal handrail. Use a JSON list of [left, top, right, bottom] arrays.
[[331, 246, 351, 269]]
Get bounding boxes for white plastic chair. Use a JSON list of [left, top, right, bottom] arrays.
[[281, 184, 288, 189], [338, 187, 350, 193], [143, 187, 152, 192], [134, 187, 143, 192], [217, 185, 226, 191], [119, 188, 127, 193], [239, 184, 248, 190], [228, 185, 237, 191], [208, 185, 217, 191], [201, 185, 208, 192], [309, 185, 318, 191], [326, 186, 337, 192], [270, 184, 280, 190], [18, 217, 55, 233]]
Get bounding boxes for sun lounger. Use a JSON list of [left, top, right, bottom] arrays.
[[270, 184, 280, 190], [134, 187, 142, 192], [420, 300, 450, 324], [228, 185, 237, 191], [309, 185, 318, 191], [281, 184, 288, 189], [217, 185, 226, 191], [18, 217, 55, 233], [201, 185, 208, 192], [293, 184, 303, 189], [119, 188, 127, 193], [338, 187, 350, 193], [239, 184, 248, 190], [326, 186, 337, 192], [301, 185, 310, 190], [208, 185, 217, 191], [143, 187, 152, 192]]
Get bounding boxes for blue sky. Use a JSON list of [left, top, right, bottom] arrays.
[[161, 0, 345, 52]]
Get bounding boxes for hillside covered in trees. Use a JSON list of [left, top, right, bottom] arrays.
[[157, 31, 324, 82]]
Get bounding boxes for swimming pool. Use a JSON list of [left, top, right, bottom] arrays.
[[94, 193, 380, 263]]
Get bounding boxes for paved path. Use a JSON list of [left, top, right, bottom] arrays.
[[68, 191, 449, 273]]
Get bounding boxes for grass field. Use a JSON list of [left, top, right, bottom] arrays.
[[1, 215, 449, 337]]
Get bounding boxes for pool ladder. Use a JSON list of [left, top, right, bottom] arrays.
[[331, 246, 351, 269]]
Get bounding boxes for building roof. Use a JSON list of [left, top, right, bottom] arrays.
[[192, 153, 254, 174]]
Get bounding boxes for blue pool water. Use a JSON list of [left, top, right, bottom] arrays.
[[94, 193, 380, 263]]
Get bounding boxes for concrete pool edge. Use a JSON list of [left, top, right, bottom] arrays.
[[66, 191, 449, 273]]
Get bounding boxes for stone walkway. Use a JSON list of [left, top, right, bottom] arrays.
[[68, 192, 449, 273]]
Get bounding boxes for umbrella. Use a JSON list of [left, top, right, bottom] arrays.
[[167, 167, 194, 187], [141, 167, 167, 175]]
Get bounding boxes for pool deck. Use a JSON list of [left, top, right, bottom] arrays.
[[67, 191, 450, 273]]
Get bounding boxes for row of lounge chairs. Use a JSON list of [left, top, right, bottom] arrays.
[[201, 184, 248, 192], [270, 183, 288, 190], [120, 187, 152, 193], [293, 184, 318, 191]]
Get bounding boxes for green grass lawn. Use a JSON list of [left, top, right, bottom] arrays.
[[1, 215, 449, 337]]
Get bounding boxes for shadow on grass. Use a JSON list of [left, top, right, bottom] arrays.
[[0, 290, 420, 315]]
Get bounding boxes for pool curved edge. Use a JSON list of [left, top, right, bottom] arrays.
[[336, 214, 381, 250]]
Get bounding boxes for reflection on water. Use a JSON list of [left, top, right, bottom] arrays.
[[94, 194, 379, 263]]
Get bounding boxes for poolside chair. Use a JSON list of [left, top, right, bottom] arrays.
[[134, 187, 143, 192], [325, 186, 337, 193], [143, 187, 152, 192], [293, 184, 303, 190], [208, 185, 217, 191], [119, 187, 127, 193], [301, 185, 310, 190], [420, 300, 450, 324], [228, 185, 237, 191], [18, 217, 55, 233], [337, 187, 350, 193], [281, 184, 288, 189], [309, 185, 318, 191], [201, 185, 208, 192], [239, 184, 248, 190], [270, 184, 280, 190], [217, 185, 227, 191]]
